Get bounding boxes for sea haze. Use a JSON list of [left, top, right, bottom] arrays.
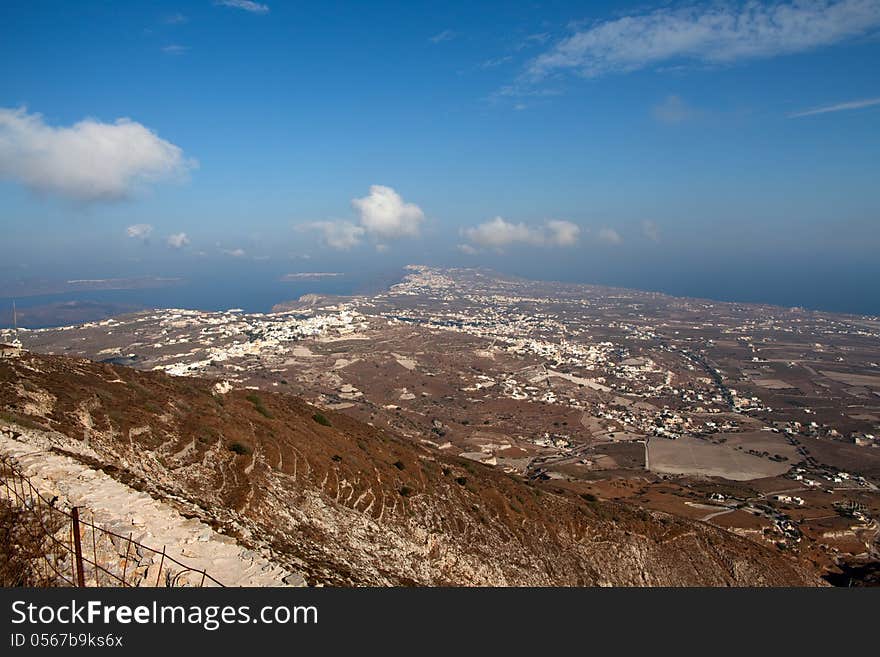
[[3, 255, 879, 329], [497, 253, 880, 318], [1, 267, 405, 329]]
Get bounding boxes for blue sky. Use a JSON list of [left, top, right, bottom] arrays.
[[1, 1, 879, 312]]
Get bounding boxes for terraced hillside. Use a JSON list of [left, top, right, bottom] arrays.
[[0, 351, 825, 586]]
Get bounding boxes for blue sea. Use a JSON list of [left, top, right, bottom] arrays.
[[4, 255, 878, 329], [2, 267, 405, 328]]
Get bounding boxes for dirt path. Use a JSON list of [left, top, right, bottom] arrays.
[[1, 425, 303, 587]]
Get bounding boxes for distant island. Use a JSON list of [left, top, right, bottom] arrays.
[[0, 276, 183, 299], [280, 272, 344, 281]]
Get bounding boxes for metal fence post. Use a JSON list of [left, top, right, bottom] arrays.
[[71, 507, 86, 587], [156, 546, 166, 586], [122, 533, 133, 586], [91, 511, 100, 587]]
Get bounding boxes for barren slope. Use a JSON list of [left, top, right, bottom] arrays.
[[0, 352, 824, 586]]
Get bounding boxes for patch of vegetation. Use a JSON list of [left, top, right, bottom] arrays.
[[228, 441, 252, 456], [246, 393, 274, 419], [312, 412, 331, 427], [392, 460, 405, 470], [398, 486, 412, 497], [0, 411, 44, 432], [103, 400, 128, 426], [129, 381, 154, 398], [196, 426, 220, 446], [580, 492, 598, 503], [0, 500, 60, 586]]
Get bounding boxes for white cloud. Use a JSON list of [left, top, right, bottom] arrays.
[[463, 217, 540, 248], [351, 185, 425, 240], [166, 232, 190, 249], [429, 30, 457, 44], [462, 217, 581, 250], [457, 243, 480, 255], [222, 247, 246, 257], [527, 0, 880, 80], [0, 107, 195, 202], [215, 0, 269, 13], [301, 221, 365, 250], [162, 44, 189, 55], [299, 185, 424, 250], [545, 219, 581, 246], [597, 227, 622, 245], [126, 224, 154, 240], [652, 95, 695, 124], [642, 220, 660, 242], [788, 96, 880, 117]]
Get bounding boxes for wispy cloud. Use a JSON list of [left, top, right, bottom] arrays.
[[0, 107, 195, 203], [480, 55, 514, 69], [429, 29, 457, 44], [522, 33, 550, 47], [163, 13, 188, 25], [167, 232, 190, 249], [641, 220, 660, 242], [526, 0, 880, 80], [300, 221, 365, 250], [215, 0, 269, 14], [126, 224, 154, 240], [161, 44, 189, 55], [652, 94, 696, 124], [597, 227, 622, 245], [491, 84, 563, 100], [788, 96, 880, 118]]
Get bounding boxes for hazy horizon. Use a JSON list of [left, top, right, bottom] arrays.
[[2, 0, 879, 316]]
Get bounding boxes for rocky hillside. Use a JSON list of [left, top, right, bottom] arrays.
[[0, 351, 825, 586]]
